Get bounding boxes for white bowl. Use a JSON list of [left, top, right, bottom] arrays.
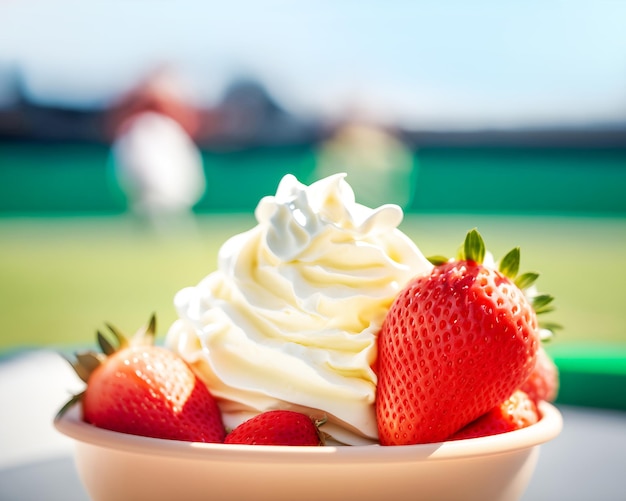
[[55, 402, 562, 501]]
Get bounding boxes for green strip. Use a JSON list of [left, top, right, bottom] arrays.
[[548, 343, 626, 411], [548, 343, 626, 376]]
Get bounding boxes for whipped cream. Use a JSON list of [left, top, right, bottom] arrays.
[[166, 173, 432, 444]]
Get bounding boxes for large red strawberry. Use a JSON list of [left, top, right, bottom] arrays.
[[448, 390, 539, 441], [62, 315, 226, 443], [224, 410, 326, 446], [376, 229, 544, 445]]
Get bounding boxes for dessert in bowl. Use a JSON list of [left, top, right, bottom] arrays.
[[55, 400, 562, 501], [55, 173, 563, 500]]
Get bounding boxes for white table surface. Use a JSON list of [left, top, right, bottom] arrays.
[[1, 349, 625, 501]]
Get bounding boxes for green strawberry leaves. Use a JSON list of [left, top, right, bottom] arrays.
[[427, 255, 450, 266], [463, 228, 486, 264], [499, 247, 520, 279], [427, 228, 561, 338], [530, 294, 555, 314], [96, 330, 118, 356], [59, 314, 159, 417], [515, 272, 539, 290], [449, 228, 486, 263], [428, 228, 492, 265]]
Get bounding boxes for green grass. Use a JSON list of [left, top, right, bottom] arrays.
[[1, 213, 625, 352], [0, 214, 255, 351]]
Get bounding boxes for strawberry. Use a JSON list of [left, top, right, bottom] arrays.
[[448, 390, 539, 440], [224, 410, 325, 446], [376, 229, 545, 445], [520, 345, 559, 404], [62, 315, 226, 443]]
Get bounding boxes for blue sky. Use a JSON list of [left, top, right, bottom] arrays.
[[1, 0, 625, 129]]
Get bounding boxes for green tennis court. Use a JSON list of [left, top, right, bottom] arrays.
[[1, 211, 624, 348], [1, 141, 625, 411]]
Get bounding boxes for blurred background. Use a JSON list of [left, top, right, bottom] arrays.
[[1, 3, 626, 499], [1, 0, 626, 411]]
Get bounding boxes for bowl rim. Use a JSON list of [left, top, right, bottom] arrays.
[[54, 402, 562, 463]]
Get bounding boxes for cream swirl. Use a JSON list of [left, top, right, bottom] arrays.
[[166, 173, 432, 444]]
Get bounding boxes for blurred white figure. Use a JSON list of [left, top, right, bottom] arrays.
[[313, 122, 416, 210], [111, 111, 206, 232]]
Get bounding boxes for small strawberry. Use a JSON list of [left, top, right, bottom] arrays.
[[520, 345, 559, 404], [448, 390, 539, 440], [224, 410, 326, 446], [62, 314, 226, 443], [376, 229, 545, 445]]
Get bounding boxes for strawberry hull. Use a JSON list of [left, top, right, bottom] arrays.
[[55, 402, 562, 501]]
